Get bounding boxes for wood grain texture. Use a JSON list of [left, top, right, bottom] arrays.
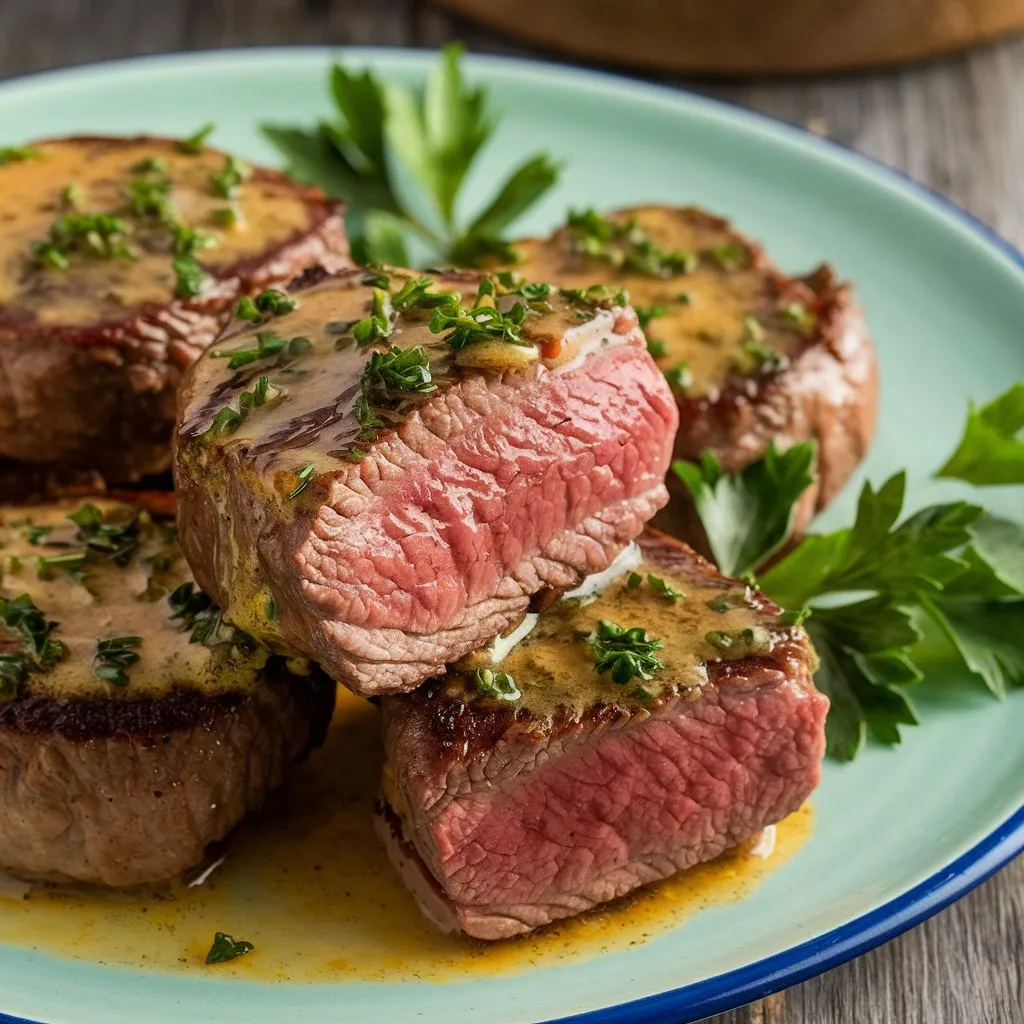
[[430, 0, 1024, 74], [0, 3, 1022, 1023]]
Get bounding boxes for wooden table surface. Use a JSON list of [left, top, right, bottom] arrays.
[[0, 2, 1021, 1022]]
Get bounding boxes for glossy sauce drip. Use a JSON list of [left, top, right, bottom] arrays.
[[0, 689, 813, 981], [450, 556, 777, 718], [0, 138, 314, 323], [0, 501, 267, 703], [181, 270, 625, 481], [513, 206, 812, 399]]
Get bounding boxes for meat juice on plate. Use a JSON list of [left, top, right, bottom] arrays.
[[0, 687, 813, 980]]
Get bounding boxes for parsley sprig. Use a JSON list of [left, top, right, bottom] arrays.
[[0, 594, 68, 696], [93, 635, 142, 687], [587, 619, 665, 686], [677, 381, 1024, 761], [262, 44, 561, 266]]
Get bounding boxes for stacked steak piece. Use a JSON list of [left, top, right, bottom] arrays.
[[174, 258, 829, 936]]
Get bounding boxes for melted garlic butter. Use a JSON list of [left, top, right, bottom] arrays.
[[0, 138, 314, 324], [180, 270, 626, 484], [0, 688, 813, 981], [0, 501, 267, 703], [450, 545, 778, 718], [513, 205, 813, 399]]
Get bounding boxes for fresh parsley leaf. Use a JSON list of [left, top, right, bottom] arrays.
[[966, 514, 1024, 593], [0, 145, 42, 165], [664, 363, 693, 392], [673, 441, 817, 578], [473, 667, 521, 701], [262, 45, 560, 267], [567, 209, 695, 277], [167, 583, 255, 652], [205, 932, 255, 965], [93, 635, 142, 687], [0, 594, 68, 695], [587, 620, 665, 685], [936, 381, 1024, 485], [646, 573, 685, 602], [69, 503, 141, 566], [924, 596, 1024, 700], [352, 288, 395, 344], [287, 463, 317, 500], [178, 122, 216, 154]]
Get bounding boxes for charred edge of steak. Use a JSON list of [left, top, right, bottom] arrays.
[[387, 528, 812, 766], [0, 660, 337, 743]]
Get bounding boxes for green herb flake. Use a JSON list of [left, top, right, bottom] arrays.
[[0, 145, 42, 165], [60, 183, 81, 209], [567, 210, 695, 278], [352, 288, 395, 345], [210, 154, 251, 199], [664, 362, 693, 392], [205, 932, 255, 965], [32, 212, 134, 269], [212, 205, 239, 228], [173, 254, 206, 298], [288, 463, 317, 500], [178, 122, 216, 154], [781, 302, 815, 328], [626, 571, 643, 589], [0, 593, 69, 695], [647, 573, 685, 602], [69, 503, 141, 566], [706, 243, 748, 270], [587, 619, 665, 686], [634, 304, 667, 331], [779, 606, 812, 627], [92, 635, 142, 687], [36, 551, 87, 582], [646, 338, 668, 359], [212, 330, 288, 370], [473, 667, 521, 701]]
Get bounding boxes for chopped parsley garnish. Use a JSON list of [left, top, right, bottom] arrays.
[[779, 607, 812, 627], [676, 291, 693, 305], [567, 209, 695, 278], [0, 145, 42, 165], [0, 594, 68, 696], [25, 525, 52, 545], [130, 156, 168, 175], [36, 551, 87, 582], [210, 154, 250, 199], [92, 635, 142, 687], [127, 170, 174, 220], [178, 122, 216, 154], [356, 345, 436, 436], [32, 212, 133, 269], [428, 292, 529, 352], [706, 242, 748, 270], [782, 302, 815, 328], [587, 619, 665, 685], [262, 44, 560, 266], [634, 304, 667, 330], [704, 627, 768, 652], [646, 339, 668, 359], [473, 667, 521, 701], [626, 571, 643, 588], [60, 183, 81, 209], [391, 276, 454, 312], [233, 289, 299, 322], [205, 932, 255, 965], [352, 288, 395, 344], [558, 283, 629, 309], [741, 338, 789, 373], [664, 363, 693, 392], [287, 463, 317, 499], [212, 206, 240, 228], [203, 375, 278, 438], [646, 573, 685, 602], [69, 503, 141, 566], [212, 330, 308, 370], [741, 315, 765, 344], [167, 583, 255, 651]]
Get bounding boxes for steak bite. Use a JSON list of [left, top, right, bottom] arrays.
[[174, 267, 678, 696], [511, 205, 878, 530], [378, 529, 827, 940], [0, 136, 350, 482], [0, 499, 335, 888]]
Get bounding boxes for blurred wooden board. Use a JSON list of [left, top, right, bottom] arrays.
[[432, 0, 1024, 73], [0, 2, 1023, 1022]]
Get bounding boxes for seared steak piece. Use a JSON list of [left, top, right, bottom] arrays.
[[0, 136, 350, 482], [378, 529, 827, 939], [0, 499, 335, 887], [510, 205, 878, 538], [175, 267, 678, 696]]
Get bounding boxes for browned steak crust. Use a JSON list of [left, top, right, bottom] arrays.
[[511, 205, 878, 544], [0, 668, 336, 887], [0, 135, 350, 482]]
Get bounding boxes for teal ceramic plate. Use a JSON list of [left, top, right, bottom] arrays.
[[0, 48, 1022, 1024]]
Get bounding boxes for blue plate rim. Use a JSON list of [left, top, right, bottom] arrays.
[[0, 46, 1022, 1024]]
